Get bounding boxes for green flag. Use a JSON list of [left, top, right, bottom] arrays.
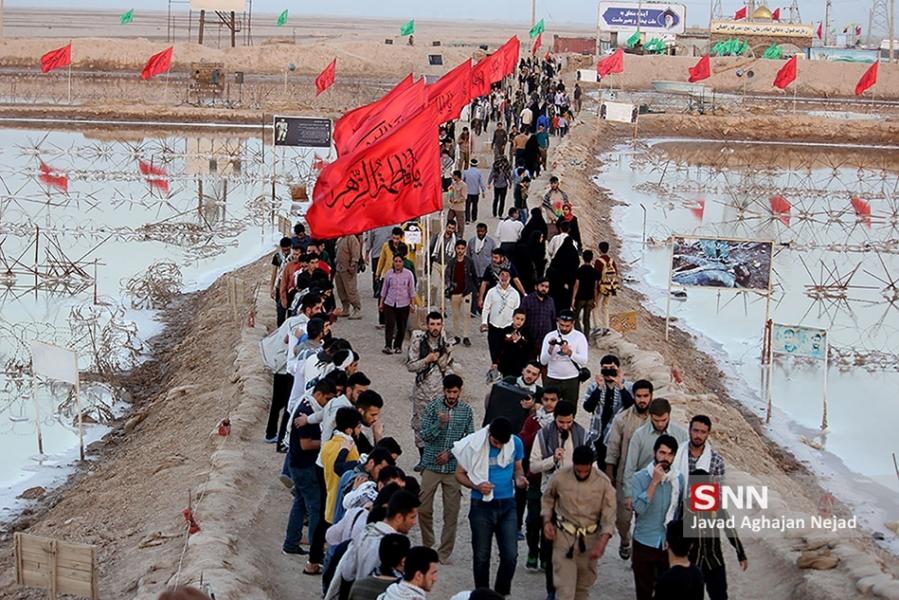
[[762, 43, 782, 59], [400, 19, 414, 36], [529, 18, 544, 39], [277, 9, 288, 26], [120, 9, 134, 24], [626, 31, 641, 48]]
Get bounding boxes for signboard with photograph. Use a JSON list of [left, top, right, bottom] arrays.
[[771, 323, 827, 360], [598, 1, 687, 34], [273, 116, 332, 148], [670, 236, 773, 291]]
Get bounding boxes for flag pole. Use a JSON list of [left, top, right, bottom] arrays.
[[74, 352, 85, 461], [67, 40, 72, 105], [820, 340, 829, 431], [29, 376, 44, 456], [792, 83, 797, 113]]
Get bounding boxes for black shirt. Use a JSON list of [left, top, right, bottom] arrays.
[[288, 402, 321, 469], [654, 564, 705, 600], [574, 264, 600, 301]]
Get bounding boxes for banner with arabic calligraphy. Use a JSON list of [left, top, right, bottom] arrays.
[[710, 20, 814, 38], [472, 52, 504, 99], [308, 104, 442, 239], [333, 74, 414, 155], [427, 59, 472, 124], [598, 1, 686, 34], [337, 79, 427, 156]]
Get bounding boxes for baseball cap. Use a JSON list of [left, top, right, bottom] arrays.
[[558, 309, 575, 321]]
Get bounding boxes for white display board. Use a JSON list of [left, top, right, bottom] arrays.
[[601, 101, 636, 123]]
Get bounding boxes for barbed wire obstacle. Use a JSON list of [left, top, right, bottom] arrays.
[[122, 261, 184, 310]]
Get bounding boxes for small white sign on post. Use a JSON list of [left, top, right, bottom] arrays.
[[601, 101, 636, 123], [30, 341, 85, 460]]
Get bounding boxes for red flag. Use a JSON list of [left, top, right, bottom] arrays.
[[690, 198, 705, 221], [40, 43, 72, 74], [339, 79, 427, 155], [308, 105, 442, 239], [597, 48, 624, 77], [315, 58, 337, 96], [854, 61, 878, 96], [427, 60, 472, 124], [769, 194, 791, 225], [499, 36, 521, 77], [313, 153, 329, 172], [334, 75, 414, 155], [773, 55, 797, 90], [688, 55, 711, 83], [39, 161, 68, 193], [471, 51, 505, 99], [734, 6, 747, 19], [850, 197, 871, 217], [816, 22, 823, 39], [855, 25, 862, 36], [771, 7, 781, 20], [138, 160, 167, 177], [140, 47, 173, 80], [531, 33, 542, 56]]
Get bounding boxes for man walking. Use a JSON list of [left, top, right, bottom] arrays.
[[539, 310, 588, 409], [570, 250, 599, 334], [593, 241, 620, 335], [466, 223, 498, 284], [492, 120, 508, 158], [463, 159, 486, 224], [604, 379, 653, 560], [418, 374, 475, 564], [542, 445, 617, 600], [444, 240, 478, 346], [454, 418, 527, 596], [480, 268, 521, 364], [407, 312, 455, 461], [622, 398, 688, 511], [520, 278, 556, 359], [335, 234, 363, 320], [673, 414, 725, 482], [429, 220, 458, 305], [364, 225, 393, 299], [630, 435, 684, 600], [654, 521, 706, 600]]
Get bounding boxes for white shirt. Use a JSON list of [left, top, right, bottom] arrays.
[[495, 218, 524, 244], [539, 328, 589, 380], [481, 284, 521, 328], [520, 107, 533, 125]]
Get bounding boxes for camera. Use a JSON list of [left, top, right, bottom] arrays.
[[548, 338, 563, 346], [600, 367, 618, 377]]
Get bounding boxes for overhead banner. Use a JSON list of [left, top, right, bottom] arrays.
[[771, 324, 827, 360], [670, 236, 773, 291], [710, 20, 814, 38], [598, 1, 686, 34]]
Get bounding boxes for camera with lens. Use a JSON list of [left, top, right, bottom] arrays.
[[600, 367, 618, 377], [548, 338, 564, 346]]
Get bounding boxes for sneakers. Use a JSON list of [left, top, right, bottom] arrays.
[[619, 543, 632, 560], [462, 337, 472, 347], [393, 347, 402, 354], [279, 474, 293, 489], [264, 435, 278, 444], [281, 547, 309, 556], [525, 554, 539, 571], [454, 336, 461, 345], [539, 558, 549, 572], [382, 347, 393, 355], [412, 462, 424, 473], [516, 530, 526, 541], [347, 308, 362, 320]]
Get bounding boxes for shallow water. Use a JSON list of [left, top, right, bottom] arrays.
[[0, 127, 314, 512], [597, 138, 899, 539]]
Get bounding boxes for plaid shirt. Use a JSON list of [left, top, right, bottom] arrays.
[[520, 292, 557, 347], [419, 398, 475, 474], [689, 447, 726, 479]]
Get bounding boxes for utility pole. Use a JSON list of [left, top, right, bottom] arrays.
[[890, 0, 895, 62], [532, 0, 536, 27], [824, 0, 832, 45]]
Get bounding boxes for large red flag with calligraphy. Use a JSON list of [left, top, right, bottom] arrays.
[[427, 59, 472, 124], [308, 105, 442, 239], [334, 74, 414, 156], [471, 53, 505, 99], [499, 36, 520, 77], [338, 79, 427, 155]]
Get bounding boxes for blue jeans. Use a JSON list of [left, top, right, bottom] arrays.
[[469, 498, 518, 595], [283, 465, 321, 554]]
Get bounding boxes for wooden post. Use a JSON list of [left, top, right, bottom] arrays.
[[30, 377, 44, 455], [439, 211, 446, 316], [67, 54, 72, 105], [764, 343, 774, 424], [821, 341, 829, 430], [230, 11, 236, 48], [49, 539, 58, 599], [198, 10, 205, 45]]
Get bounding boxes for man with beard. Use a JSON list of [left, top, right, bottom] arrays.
[[407, 312, 455, 464], [673, 415, 725, 482], [520, 278, 557, 359], [621, 398, 688, 519], [630, 435, 684, 600], [541, 445, 616, 600], [539, 311, 589, 410], [582, 355, 633, 468], [478, 248, 527, 311], [604, 379, 653, 560]]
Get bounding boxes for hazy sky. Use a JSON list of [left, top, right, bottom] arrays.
[[5, 0, 878, 33]]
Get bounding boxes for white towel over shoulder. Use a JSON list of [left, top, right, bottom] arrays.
[[452, 426, 515, 502]]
